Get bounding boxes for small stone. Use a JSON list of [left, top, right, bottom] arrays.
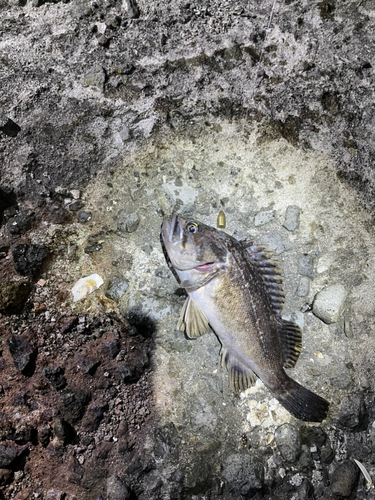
[[117, 212, 140, 233], [102, 339, 121, 359], [82, 403, 108, 432], [46, 490, 65, 500], [299, 255, 314, 278], [0, 468, 12, 485], [312, 284, 346, 324], [83, 65, 106, 92], [260, 231, 293, 254], [0, 441, 27, 468], [70, 190, 80, 200], [275, 423, 301, 463], [7, 335, 36, 375], [6, 212, 35, 235], [221, 453, 264, 496], [60, 388, 90, 424], [107, 476, 130, 500], [330, 460, 359, 497], [77, 211, 92, 223], [12, 244, 49, 277], [0, 281, 32, 314], [122, 0, 139, 18], [53, 418, 76, 445], [0, 114, 21, 137], [60, 316, 78, 334], [338, 393, 367, 430], [84, 244, 103, 253], [283, 205, 301, 231], [76, 353, 100, 375], [68, 200, 85, 212], [105, 276, 129, 301], [296, 276, 310, 297], [254, 210, 274, 227], [43, 366, 67, 390]]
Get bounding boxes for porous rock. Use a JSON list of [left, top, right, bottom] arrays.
[[338, 393, 367, 431], [107, 476, 130, 500], [105, 276, 129, 301], [330, 460, 359, 497], [221, 453, 264, 496], [275, 423, 301, 464], [12, 244, 49, 277], [0, 281, 32, 314], [7, 335, 36, 375]]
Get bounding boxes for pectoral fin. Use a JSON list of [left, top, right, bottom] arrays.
[[220, 346, 258, 393], [177, 296, 210, 338]]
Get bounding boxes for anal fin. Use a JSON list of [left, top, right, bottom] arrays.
[[278, 320, 302, 369], [177, 296, 210, 339], [220, 347, 257, 393]]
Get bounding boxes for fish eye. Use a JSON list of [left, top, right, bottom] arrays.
[[186, 221, 199, 233]]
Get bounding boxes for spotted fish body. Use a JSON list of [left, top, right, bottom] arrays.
[[161, 214, 329, 422]]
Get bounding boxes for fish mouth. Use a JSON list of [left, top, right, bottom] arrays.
[[191, 262, 216, 272]]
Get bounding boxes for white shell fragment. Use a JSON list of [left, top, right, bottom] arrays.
[[71, 274, 104, 302], [352, 458, 374, 490]]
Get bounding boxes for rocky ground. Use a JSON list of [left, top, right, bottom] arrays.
[[1, 0, 375, 499]]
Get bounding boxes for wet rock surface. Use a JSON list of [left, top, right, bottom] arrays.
[[1, 0, 375, 499]]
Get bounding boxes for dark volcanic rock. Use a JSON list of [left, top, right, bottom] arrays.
[[221, 453, 264, 497], [6, 212, 35, 235], [12, 244, 49, 277], [102, 339, 121, 359], [338, 393, 368, 430], [7, 335, 36, 376], [0, 441, 27, 469], [53, 418, 76, 445], [43, 366, 67, 390], [0, 114, 21, 137], [105, 276, 129, 301], [0, 281, 32, 314], [330, 460, 359, 497], [76, 352, 100, 375], [107, 476, 130, 500], [82, 403, 109, 432], [77, 210, 92, 223], [60, 388, 90, 424], [275, 423, 301, 464]]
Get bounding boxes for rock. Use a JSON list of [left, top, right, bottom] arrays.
[[71, 274, 104, 302], [338, 393, 367, 430], [107, 476, 130, 500], [283, 205, 301, 231], [117, 212, 140, 233], [84, 243, 103, 253], [7, 335, 36, 375], [0, 114, 21, 137], [330, 460, 359, 497], [68, 200, 85, 212], [221, 453, 264, 496], [105, 276, 129, 301], [53, 418, 76, 445], [153, 422, 180, 461], [293, 479, 315, 500], [76, 352, 100, 375], [77, 211, 92, 223], [60, 316, 78, 334], [38, 427, 51, 447], [43, 366, 67, 390], [6, 212, 35, 235], [12, 244, 49, 277], [46, 490, 65, 500], [312, 284, 346, 324], [275, 424, 301, 464], [83, 65, 106, 92], [122, 0, 139, 19], [299, 254, 314, 278], [254, 210, 274, 227], [296, 276, 310, 297], [260, 231, 293, 254], [0, 441, 27, 468], [82, 403, 108, 432], [102, 339, 120, 359], [0, 281, 32, 314], [0, 468, 12, 485], [60, 388, 90, 424]]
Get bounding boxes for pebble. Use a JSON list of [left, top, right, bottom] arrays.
[[12, 244, 49, 277], [312, 284, 346, 324], [83, 65, 106, 92], [299, 254, 314, 278], [68, 200, 85, 212], [0, 281, 32, 314], [53, 418, 76, 445], [107, 476, 130, 500], [105, 276, 129, 301], [221, 454, 264, 496], [275, 423, 301, 464], [6, 212, 35, 235], [296, 276, 310, 297], [338, 393, 367, 430], [254, 210, 274, 227], [117, 212, 140, 233], [330, 460, 359, 497], [84, 243, 103, 253], [0, 113, 21, 137], [43, 366, 67, 390], [60, 388, 90, 424], [283, 205, 301, 231], [77, 211, 92, 223], [7, 335, 36, 375]]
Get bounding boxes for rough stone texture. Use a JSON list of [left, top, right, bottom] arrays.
[[330, 460, 360, 498], [338, 393, 368, 431], [117, 212, 140, 233], [275, 424, 301, 464], [221, 453, 264, 496], [7, 335, 36, 375], [12, 244, 49, 277], [283, 205, 301, 231], [105, 276, 129, 301], [312, 284, 346, 324], [106, 476, 130, 500], [0, 281, 32, 313]]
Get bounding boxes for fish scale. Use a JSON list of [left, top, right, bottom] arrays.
[[161, 214, 330, 422]]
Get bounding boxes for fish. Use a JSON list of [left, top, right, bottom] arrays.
[[160, 214, 329, 422]]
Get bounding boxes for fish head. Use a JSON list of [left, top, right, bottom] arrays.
[[161, 214, 229, 286]]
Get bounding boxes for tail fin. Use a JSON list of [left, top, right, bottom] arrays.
[[272, 376, 329, 422]]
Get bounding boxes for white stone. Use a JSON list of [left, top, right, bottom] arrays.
[[312, 284, 346, 324], [71, 274, 104, 302]]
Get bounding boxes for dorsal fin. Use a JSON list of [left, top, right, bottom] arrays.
[[278, 320, 302, 368], [220, 346, 257, 393], [240, 240, 285, 316], [177, 296, 210, 338]]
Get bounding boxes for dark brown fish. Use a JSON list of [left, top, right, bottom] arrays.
[[161, 214, 329, 422]]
